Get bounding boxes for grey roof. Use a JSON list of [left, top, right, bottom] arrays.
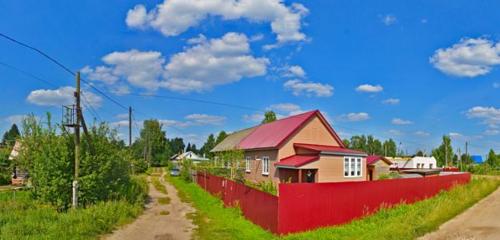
[[211, 127, 257, 152]]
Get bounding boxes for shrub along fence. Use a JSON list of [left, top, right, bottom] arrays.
[[195, 172, 471, 235]]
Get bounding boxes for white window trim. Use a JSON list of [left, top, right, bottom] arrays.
[[245, 156, 251, 173], [262, 156, 270, 176], [344, 156, 362, 178]]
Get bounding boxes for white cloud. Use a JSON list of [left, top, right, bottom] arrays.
[[126, 0, 309, 44], [284, 79, 333, 97], [286, 65, 306, 78], [430, 38, 500, 77], [243, 113, 264, 123], [414, 131, 430, 137], [163, 32, 269, 92], [80, 66, 118, 85], [27, 86, 102, 108], [267, 103, 302, 113], [244, 103, 305, 123], [4, 115, 31, 126], [381, 14, 397, 26], [391, 118, 413, 125], [356, 84, 383, 93], [466, 106, 500, 128], [449, 132, 463, 138], [84, 33, 269, 93], [340, 112, 370, 122], [484, 129, 499, 135], [184, 114, 226, 126], [388, 129, 402, 136], [382, 98, 400, 105]]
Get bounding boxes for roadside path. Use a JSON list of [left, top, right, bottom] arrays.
[[104, 171, 196, 240], [420, 181, 500, 240]]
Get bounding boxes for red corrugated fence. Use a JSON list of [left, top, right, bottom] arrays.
[[195, 172, 471, 235], [196, 173, 279, 233], [278, 173, 471, 234]]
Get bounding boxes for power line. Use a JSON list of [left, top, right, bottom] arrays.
[[0, 33, 75, 76], [0, 61, 59, 88], [0, 32, 128, 111], [129, 93, 263, 112]]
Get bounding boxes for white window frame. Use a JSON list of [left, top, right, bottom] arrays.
[[262, 156, 270, 175], [245, 156, 251, 173], [343, 156, 362, 177]]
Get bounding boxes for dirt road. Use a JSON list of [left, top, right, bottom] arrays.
[[104, 172, 196, 240], [420, 184, 500, 240]]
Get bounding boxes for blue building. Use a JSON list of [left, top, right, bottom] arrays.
[[471, 155, 483, 164]]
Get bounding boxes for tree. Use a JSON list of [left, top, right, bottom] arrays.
[[415, 150, 425, 157], [262, 111, 277, 124], [431, 135, 454, 167], [200, 134, 216, 158], [168, 137, 185, 155], [486, 149, 497, 168], [186, 143, 192, 152], [19, 114, 143, 210], [215, 131, 228, 145], [342, 139, 350, 148], [382, 139, 397, 157], [133, 119, 168, 167], [1, 124, 20, 146], [350, 135, 367, 152]]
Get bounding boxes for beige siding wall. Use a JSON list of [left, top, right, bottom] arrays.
[[278, 116, 340, 160], [243, 149, 280, 184], [372, 160, 391, 180], [301, 155, 366, 182]]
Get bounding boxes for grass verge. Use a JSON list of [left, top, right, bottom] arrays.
[[167, 175, 499, 240], [0, 175, 148, 240], [158, 197, 171, 205]]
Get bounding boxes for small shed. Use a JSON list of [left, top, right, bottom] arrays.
[[366, 155, 393, 181]]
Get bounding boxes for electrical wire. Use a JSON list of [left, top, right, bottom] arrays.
[[0, 32, 128, 111]]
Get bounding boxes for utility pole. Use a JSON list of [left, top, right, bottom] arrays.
[[445, 140, 448, 167], [72, 71, 81, 209], [129, 106, 132, 147]]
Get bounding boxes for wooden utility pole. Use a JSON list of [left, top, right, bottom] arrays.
[[129, 106, 132, 146], [72, 71, 81, 209], [445, 140, 448, 167]]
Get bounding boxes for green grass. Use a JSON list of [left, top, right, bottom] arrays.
[[0, 191, 144, 240], [167, 174, 500, 240], [158, 197, 171, 205], [159, 210, 170, 215], [166, 174, 275, 240]]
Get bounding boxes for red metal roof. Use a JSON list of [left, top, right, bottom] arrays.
[[366, 155, 392, 165], [237, 110, 345, 150], [294, 143, 367, 155], [366, 155, 382, 165], [275, 155, 319, 168]]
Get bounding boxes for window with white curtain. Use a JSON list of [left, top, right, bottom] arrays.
[[245, 156, 251, 172], [344, 157, 362, 177], [262, 156, 270, 175]]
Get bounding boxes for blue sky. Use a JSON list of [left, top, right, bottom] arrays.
[[0, 0, 499, 156]]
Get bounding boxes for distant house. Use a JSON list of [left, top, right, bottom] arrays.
[[172, 151, 209, 164], [471, 155, 483, 164], [390, 156, 438, 169], [211, 110, 368, 184], [366, 155, 392, 181]]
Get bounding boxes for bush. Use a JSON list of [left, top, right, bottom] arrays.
[[18, 114, 141, 210], [180, 159, 193, 182], [466, 164, 500, 175]]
